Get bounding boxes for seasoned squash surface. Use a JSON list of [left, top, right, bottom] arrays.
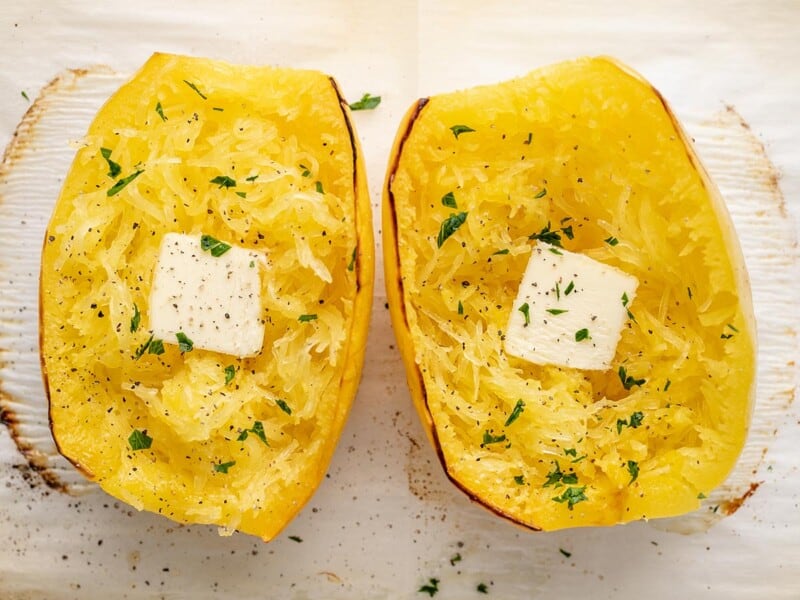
[[42, 53, 373, 540], [384, 57, 755, 530]]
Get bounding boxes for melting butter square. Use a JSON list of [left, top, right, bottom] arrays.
[[149, 233, 266, 357], [504, 244, 638, 370]]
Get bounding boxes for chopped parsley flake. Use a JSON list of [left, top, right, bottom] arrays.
[[534, 188, 547, 199], [549, 247, 563, 255], [564, 447, 578, 457], [176, 332, 193, 353], [235, 191, 247, 198], [450, 124, 475, 139], [134, 334, 155, 360], [155, 101, 167, 121], [477, 583, 489, 594], [604, 236, 619, 246], [617, 411, 645, 434], [347, 247, 357, 271], [505, 399, 525, 426], [200, 234, 232, 257], [21, 91, 30, 101], [728, 323, 739, 332], [697, 492, 707, 499], [627, 460, 640, 485], [564, 281, 575, 295], [183, 79, 207, 99], [437, 212, 468, 248], [213, 461, 235, 474], [450, 553, 462, 566], [664, 379, 672, 392], [621, 292, 629, 306], [298, 313, 318, 322], [128, 429, 152, 451], [418, 578, 440, 597], [543, 462, 578, 487], [618, 366, 645, 390], [130, 303, 141, 333], [107, 170, 144, 197], [212, 106, 224, 112], [148, 339, 165, 355], [349, 92, 381, 111], [457, 300, 464, 315], [237, 421, 268, 446], [315, 181, 324, 194], [561, 224, 574, 240], [288, 535, 303, 543], [552, 485, 588, 510], [276, 399, 292, 415], [546, 308, 568, 315], [492, 248, 510, 255], [245, 174, 259, 182], [560, 548, 572, 558], [210, 175, 236, 188], [514, 475, 525, 485], [555, 282, 560, 300], [518, 302, 530, 326], [441, 191, 457, 208], [100, 147, 121, 178], [575, 328, 590, 342], [482, 430, 506, 445], [224, 365, 235, 384]]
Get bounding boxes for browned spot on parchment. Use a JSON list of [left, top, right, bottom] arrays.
[[0, 65, 114, 493], [722, 481, 762, 516]]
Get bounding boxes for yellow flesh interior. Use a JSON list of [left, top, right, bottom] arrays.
[[389, 58, 754, 529], [42, 54, 360, 540]]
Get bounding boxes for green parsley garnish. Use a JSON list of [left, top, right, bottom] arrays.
[[552, 485, 588, 510], [441, 191, 457, 208], [418, 578, 440, 597], [697, 492, 707, 499], [155, 101, 167, 121], [457, 300, 464, 315], [564, 447, 578, 457], [618, 366, 645, 390], [176, 332, 193, 353], [183, 79, 207, 99], [276, 399, 292, 415], [575, 328, 590, 342], [627, 308, 637, 322], [224, 365, 235, 384], [213, 461, 235, 474], [100, 147, 121, 178], [492, 248, 510, 255], [21, 91, 30, 101], [549, 247, 563, 255], [514, 475, 525, 485], [107, 170, 143, 197], [720, 333, 733, 340], [604, 236, 619, 246], [437, 212, 468, 247], [616, 411, 645, 434], [664, 379, 672, 392], [482, 430, 506, 445], [347, 247, 357, 272], [621, 292, 629, 306], [477, 583, 488, 594], [564, 281, 575, 295], [235, 191, 247, 198], [210, 175, 236, 188], [505, 399, 525, 426], [528, 222, 562, 246], [130, 303, 141, 333], [543, 462, 578, 487], [298, 314, 318, 322], [561, 224, 574, 240], [288, 535, 303, 543], [450, 553, 462, 566], [728, 323, 739, 332], [212, 107, 224, 112], [245, 174, 259, 182], [315, 181, 324, 194], [128, 429, 152, 451], [450, 124, 475, 139], [237, 421, 268, 446], [546, 308, 568, 315], [555, 282, 560, 300], [148, 339, 165, 355], [134, 334, 158, 360], [627, 460, 639, 485], [200, 234, 232, 257], [299, 164, 311, 177], [560, 548, 572, 558], [687, 287, 693, 300], [349, 92, 381, 111], [518, 303, 530, 326], [534, 188, 547, 199]]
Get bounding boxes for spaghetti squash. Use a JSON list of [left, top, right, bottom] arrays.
[[384, 57, 755, 530], [41, 53, 373, 540]]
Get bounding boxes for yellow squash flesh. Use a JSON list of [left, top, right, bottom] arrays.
[[41, 53, 373, 540], [384, 57, 755, 530]]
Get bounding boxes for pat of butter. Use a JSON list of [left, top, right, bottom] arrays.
[[504, 244, 638, 371], [149, 233, 266, 357]]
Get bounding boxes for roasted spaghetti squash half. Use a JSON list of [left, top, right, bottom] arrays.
[[41, 53, 373, 540], [384, 57, 755, 530]]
